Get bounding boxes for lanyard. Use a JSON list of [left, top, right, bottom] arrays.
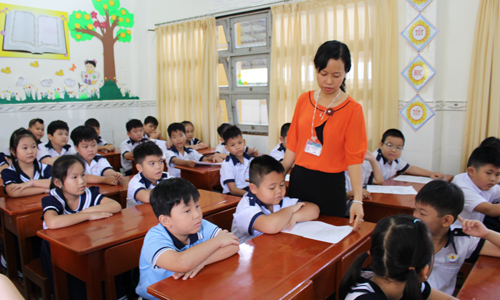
[[310, 89, 341, 140]]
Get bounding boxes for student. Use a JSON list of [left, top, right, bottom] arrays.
[[71, 126, 122, 186], [480, 136, 500, 150], [120, 119, 149, 176], [214, 123, 258, 160], [84, 118, 115, 152], [38, 120, 76, 165], [28, 118, 45, 144], [338, 214, 454, 300], [232, 155, 320, 243], [40, 155, 122, 300], [451, 146, 500, 230], [414, 180, 500, 295], [220, 125, 254, 196], [135, 178, 239, 299], [269, 123, 290, 162], [144, 116, 163, 140], [1, 128, 51, 197], [165, 122, 221, 178], [126, 141, 171, 207], [371, 129, 444, 180], [182, 120, 208, 150]]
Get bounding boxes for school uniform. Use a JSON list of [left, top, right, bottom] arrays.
[[344, 161, 374, 192], [345, 270, 431, 300], [1, 160, 51, 192], [96, 136, 109, 146], [126, 172, 171, 207], [165, 147, 204, 178], [82, 154, 113, 176], [215, 143, 249, 155], [372, 148, 409, 180], [269, 143, 286, 162], [36, 141, 51, 162], [220, 153, 253, 194], [136, 219, 221, 300], [41, 141, 77, 158], [188, 138, 201, 145], [231, 191, 300, 244], [452, 172, 500, 228], [428, 228, 484, 295], [0, 152, 8, 167], [119, 137, 148, 174]]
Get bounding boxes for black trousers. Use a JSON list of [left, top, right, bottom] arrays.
[[288, 165, 346, 217]]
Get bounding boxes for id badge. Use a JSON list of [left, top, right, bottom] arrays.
[[304, 139, 322, 156]]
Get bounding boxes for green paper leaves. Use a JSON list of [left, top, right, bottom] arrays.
[[68, 10, 95, 42]]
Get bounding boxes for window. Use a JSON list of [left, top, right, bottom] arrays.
[[217, 10, 271, 134]]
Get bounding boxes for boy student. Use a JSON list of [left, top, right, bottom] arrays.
[[269, 123, 290, 162], [144, 116, 164, 140], [214, 123, 258, 160], [136, 178, 239, 299], [84, 118, 115, 152], [71, 126, 123, 185], [232, 155, 320, 243], [126, 141, 171, 207], [38, 120, 76, 165], [28, 118, 45, 144], [371, 128, 444, 181], [120, 119, 149, 176], [165, 122, 222, 178], [414, 180, 500, 295], [451, 146, 500, 230], [220, 125, 254, 196]]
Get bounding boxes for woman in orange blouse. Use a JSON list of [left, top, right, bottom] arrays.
[[282, 41, 367, 230]]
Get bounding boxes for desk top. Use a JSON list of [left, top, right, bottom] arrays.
[[36, 190, 241, 255], [0, 176, 132, 216], [148, 216, 375, 300], [457, 255, 500, 299], [198, 147, 216, 155], [98, 149, 121, 157], [175, 164, 221, 174]]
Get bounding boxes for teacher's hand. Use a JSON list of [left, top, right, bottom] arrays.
[[350, 202, 364, 232]]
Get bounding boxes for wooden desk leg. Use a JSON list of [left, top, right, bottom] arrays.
[[85, 251, 104, 300], [1, 213, 19, 286], [51, 243, 69, 300]]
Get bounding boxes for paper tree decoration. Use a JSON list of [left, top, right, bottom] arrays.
[[401, 55, 436, 92], [401, 14, 438, 52], [399, 95, 435, 131], [406, 0, 433, 12]]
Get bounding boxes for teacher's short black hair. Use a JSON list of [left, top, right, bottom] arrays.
[[150, 178, 200, 218], [314, 40, 351, 92], [249, 155, 285, 187]]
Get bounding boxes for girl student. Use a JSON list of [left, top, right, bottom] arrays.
[[182, 120, 208, 150], [339, 214, 455, 300], [1, 128, 52, 197], [40, 155, 122, 300]]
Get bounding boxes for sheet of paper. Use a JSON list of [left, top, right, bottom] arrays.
[[283, 221, 352, 244], [195, 161, 222, 166], [366, 185, 394, 194], [366, 185, 417, 195], [393, 175, 433, 184]]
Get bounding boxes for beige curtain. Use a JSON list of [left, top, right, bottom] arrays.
[[461, 0, 500, 170], [156, 17, 219, 146], [269, 0, 398, 151]]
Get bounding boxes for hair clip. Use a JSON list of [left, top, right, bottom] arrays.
[[414, 218, 421, 223], [408, 267, 415, 271]]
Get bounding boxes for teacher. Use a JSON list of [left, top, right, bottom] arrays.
[[282, 40, 367, 229]]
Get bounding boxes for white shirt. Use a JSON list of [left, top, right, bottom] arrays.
[[96, 136, 109, 146], [373, 148, 410, 180], [40, 141, 76, 158], [83, 155, 113, 176], [231, 191, 299, 244], [452, 172, 500, 228], [220, 153, 253, 194], [165, 147, 204, 178], [126, 172, 171, 207], [344, 160, 374, 192], [269, 143, 286, 162], [428, 228, 483, 295], [119, 137, 148, 172]]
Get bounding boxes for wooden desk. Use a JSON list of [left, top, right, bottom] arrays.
[[198, 147, 216, 156], [36, 190, 241, 300], [98, 149, 121, 172], [363, 175, 453, 223], [0, 176, 131, 294], [457, 255, 500, 299], [175, 165, 222, 191], [148, 216, 375, 300]]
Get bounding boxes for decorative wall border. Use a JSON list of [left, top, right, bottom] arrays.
[[0, 100, 157, 113], [398, 100, 466, 111]]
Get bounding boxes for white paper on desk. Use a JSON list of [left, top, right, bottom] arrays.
[[366, 185, 417, 195], [282, 221, 352, 244], [195, 161, 222, 166], [393, 175, 433, 184]]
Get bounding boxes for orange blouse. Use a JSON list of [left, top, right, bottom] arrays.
[[287, 91, 367, 173]]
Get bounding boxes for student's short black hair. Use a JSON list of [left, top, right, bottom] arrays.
[[280, 123, 291, 138], [28, 118, 44, 128], [222, 125, 242, 144], [467, 146, 500, 169], [133, 141, 163, 165], [167, 122, 186, 138], [480, 137, 500, 151], [126, 119, 143, 132], [70, 126, 98, 147], [50, 155, 86, 190], [381, 128, 405, 144], [249, 155, 285, 187], [217, 123, 232, 137], [144, 116, 159, 126], [150, 178, 200, 218], [47, 120, 69, 135], [313, 41, 352, 93], [85, 60, 96, 67], [84, 118, 100, 128], [415, 180, 464, 222], [181, 120, 194, 127]]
